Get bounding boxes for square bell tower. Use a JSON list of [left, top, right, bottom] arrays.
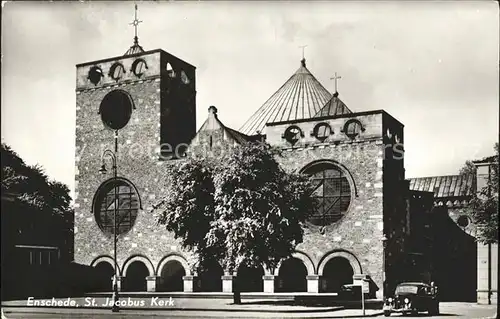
[[74, 46, 196, 269]]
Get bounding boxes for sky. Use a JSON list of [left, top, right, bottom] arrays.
[[1, 1, 499, 199]]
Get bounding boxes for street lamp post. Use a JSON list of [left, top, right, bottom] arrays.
[[382, 234, 388, 298], [100, 145, 119, 312]]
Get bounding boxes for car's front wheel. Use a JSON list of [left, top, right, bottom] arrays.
[[383, 310, 391, 317]]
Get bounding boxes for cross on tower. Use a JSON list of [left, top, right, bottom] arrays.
[[130, 4, 143, 45], [298, 45, 308, 60], [330, 72, 342, 94]]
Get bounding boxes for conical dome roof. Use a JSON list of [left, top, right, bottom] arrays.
[[240, 59, 331, 135], [314, 92, 352, 118]]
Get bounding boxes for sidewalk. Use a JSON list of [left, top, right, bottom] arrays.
[[2, 296, 383, 316]]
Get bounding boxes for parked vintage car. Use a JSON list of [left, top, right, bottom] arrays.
[[383, 282, 439, 316]]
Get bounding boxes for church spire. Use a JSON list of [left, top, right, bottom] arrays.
[[124, 4, 145, 56]]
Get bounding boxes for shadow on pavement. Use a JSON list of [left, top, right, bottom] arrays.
[[235, 298, 383, 309]]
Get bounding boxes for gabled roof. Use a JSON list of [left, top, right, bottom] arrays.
[[191, 106, 252, 146], [224, 127, 251, 144], [408, 174, 475, 199], [239, 59, 331, 135], [314, 92, 352, 118]]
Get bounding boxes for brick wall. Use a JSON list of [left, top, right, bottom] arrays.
[[75, 49, 408, 298], [266, 111, 396, 297], [74, 50, 198, 277]]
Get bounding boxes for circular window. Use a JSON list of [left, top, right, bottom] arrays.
[[313, 123, 332, 142], [109, 63, 126, 81], [93, 178, 141, 236], [131, 59, 148, 77], [303, 162, 352, 226], [88, 66, 103, 85], [342, 120, 364, 139], [99, 90, 134, 130], [283, 126, 303, 146], [457, 215, 470, 228]]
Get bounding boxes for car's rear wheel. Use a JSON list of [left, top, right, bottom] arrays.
[[428, 303, 439, 316], [383, 310, 391, 317]]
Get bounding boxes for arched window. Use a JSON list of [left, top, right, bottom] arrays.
[[282, 125, 304, 146], [131, 59, 148, 77], [312, 122, 332, 142], [303, 162, 352, 226], [109, 62, 126, 81], [342, 119, 365, 139], [180, 70, 190, 85], [88, 66, 103, 85], [93, 178, 141, 236]]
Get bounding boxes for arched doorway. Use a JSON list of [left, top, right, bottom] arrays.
[[236, 264, 264, 292], [322, 257, 354, 292], [158, 260, 186, 292], [277, 257, 308, 292], [123, 261, 149, 292], [198, 260, 223, 292], [94, 261, 114, 292]]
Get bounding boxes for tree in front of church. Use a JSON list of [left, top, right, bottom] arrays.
[[460, 142, 499, 244], [1, 143, 74, 299], [155, 142, 316, 303], [1, 143, 74, 257]]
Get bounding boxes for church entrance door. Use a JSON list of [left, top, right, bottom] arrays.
[[277, 257, 308, 292], [158, 260, 186, 292], [123, 261, 148, 291], [322, 257, 354, 292], [94, 261, 114, 292], [198, 260, 223, 292]]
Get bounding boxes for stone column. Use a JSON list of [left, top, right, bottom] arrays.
[[183, 275, 198, 292], [222, 275, 235, 293], [146, 276, 159, 292], [262, 275, 276, 293], [307, 275, 321, 293]]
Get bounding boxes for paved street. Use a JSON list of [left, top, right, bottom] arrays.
[[2, 302, 497, 318]]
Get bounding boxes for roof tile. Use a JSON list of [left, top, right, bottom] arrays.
[[408, 174, 475, 199], [313, 93, 352, 118]]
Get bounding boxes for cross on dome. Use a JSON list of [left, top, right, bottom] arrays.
[[330, 72, 342, 94]]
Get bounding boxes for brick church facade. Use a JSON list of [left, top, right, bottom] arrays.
[[74, 41, 489, 300]]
